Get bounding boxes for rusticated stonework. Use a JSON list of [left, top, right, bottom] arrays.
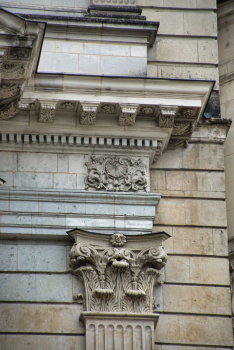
[[69, 234, 167, 313], [85, 156, 147, 192]]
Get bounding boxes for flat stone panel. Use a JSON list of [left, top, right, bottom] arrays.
[[57, 154, 68, 173], [85, 43, 130, 56], [35, 274, 75, 302], [38, 52, 79, 73], [18, 153, 57, 172], [38, 201, 86, 214], [189, 257, 230, 285], [0, 274, 36, 301], [165, 256, 230, 285], [213, 229, 228, 256], [55, 40, 84, 53], [185, 199, 227, 227], [152, 144, 225, 170], [151, 38, 198, 63], [79, 54, 100, 74], [14, 172, 53, 189], [0, 303, 85, 334], [0, 334, 85, 350], [184, 12, 217, 37], [150, 170, 166, 191], [173, 227, 213, 255], [18, 241, 67, 272], [227, 208, 234, 239], [69, 154, 88, 174], [0, 171, 13, 186], [155, 198, 226, 227], [156, 314, 233, 346], [155, 199, 185, 226], [165, 256, 190, 283], [54, 173, 76, 190], [131, 45, 147, 57], [225, 153, 234, 185], [0, 152, 17, 171], [163, 284, 231, 315], [143, 10, 183, 36], [100, 56, 147, 76], [0, 241, 17, 271], [149, 64, 219, 90], [198, 39, 218, 64]]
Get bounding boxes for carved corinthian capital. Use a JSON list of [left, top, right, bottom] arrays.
[[69, 230, 167, 314], [38, 101, 57, 123], [80, 102, 99, 125], [158, 105, 178, 127], [119, 104, 139, 126]]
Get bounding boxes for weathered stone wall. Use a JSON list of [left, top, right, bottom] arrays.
[[0, 1, 233, 350]]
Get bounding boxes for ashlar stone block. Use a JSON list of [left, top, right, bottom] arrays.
[[163, 284, 231, 315], [156, 314, 233, 346], [0, 334, 85, 350]]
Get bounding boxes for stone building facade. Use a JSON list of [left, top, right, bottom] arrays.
[[0, 0, 233, 349]]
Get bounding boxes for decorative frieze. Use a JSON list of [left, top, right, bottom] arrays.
[[80, 102, 99, 125], [38, 101, 57, 123], [69, 230, 167, 313], [119, 104, 139, 126], [158, 105, 178, 128], [85, 155, 147, 192]]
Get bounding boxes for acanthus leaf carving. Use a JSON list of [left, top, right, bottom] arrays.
[[0, 98, 20, 120], [85, 155, 147, 192], [8, 48, 31, 60], [2, 63, 27, 79], [172, 122, 194, 136], [38, 101, 57, 123], [167, 139, 188, 149], [101, 105, 116, 114], [69, 235, 167, 313], [80, 103, 98, 125], [158, 105, 178, 128], [0, 83, 21, 99], [60, 101, 76, 110], [119, 105, 139, 126]]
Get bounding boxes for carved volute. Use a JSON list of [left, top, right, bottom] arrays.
[[68, 229, 169, 314]]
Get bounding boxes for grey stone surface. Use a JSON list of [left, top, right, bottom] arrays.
[[17, 241, 67, 272], [0, 273, 83, 302], [0, 334, 85, 350], [0, 274, 36, 301], [54, 173, 76, 189], [14, 172, 53, 189], [18, 153, 57, 172], [0, 152, 17, 171], [0, 241, 17, 271]]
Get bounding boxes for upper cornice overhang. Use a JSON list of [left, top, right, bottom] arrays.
[[0, 8, 46, 119], [26, 74, 214, 108], [20, 11, 159, 47]]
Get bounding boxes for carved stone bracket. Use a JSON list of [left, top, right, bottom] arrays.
[[119, 104, 139, 126], [0, 98, 20, 120], [158, 105, 178, 127], [68, 229, 168, 314], [85, 155, 147, 192], [38, 101, 57, 123], [80, 102, 99, 125]]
